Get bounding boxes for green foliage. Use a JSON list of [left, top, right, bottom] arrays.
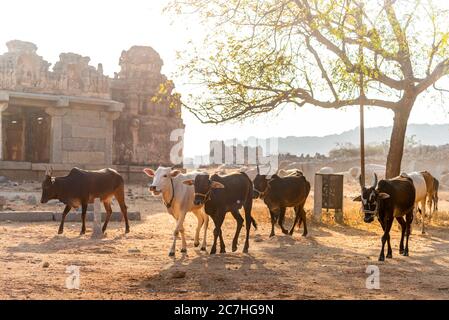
[[167, 0, 449, 124]]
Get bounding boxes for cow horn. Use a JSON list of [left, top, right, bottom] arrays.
[[372, 173, 378, 189], [358, 174, 364, 188], [257, 164, 260, 175]]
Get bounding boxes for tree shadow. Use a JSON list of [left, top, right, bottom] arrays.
[[140, 252, 293, 298]]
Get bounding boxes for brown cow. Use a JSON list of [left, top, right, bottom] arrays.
[[40, 167, 129, 235]]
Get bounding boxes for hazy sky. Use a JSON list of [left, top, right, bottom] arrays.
[[1, 0, 448, 157]]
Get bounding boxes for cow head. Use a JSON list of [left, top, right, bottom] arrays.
[[41, 168, 56, 203], [253, 174, 269, 199], [353, 173, 390, 223], [143, 167, 181, 196], [183, 174, 224, 206]]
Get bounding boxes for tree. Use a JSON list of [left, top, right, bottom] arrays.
[[168, 0, 449, 178]]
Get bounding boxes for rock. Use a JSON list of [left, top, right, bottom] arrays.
[[27, 195, 38, 205], [0, 176, 8, 183], [128, 248, 141, 254], [170, 270, 186, 279], [42, 262, 50, 268]]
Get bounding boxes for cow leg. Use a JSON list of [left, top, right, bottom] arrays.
[[115, 185, 130, 233], [396, 216, 406, 255], [80, 203, 87, 235], [404, 210, 414, 256], [201, 213, 209, 251], [102, 200, 113, 233], [289, 206, 300, 236], [192, 210, 204, 247], [269, 209, 276, 237], [170, 211, 187, 256], [421, 199, 426, 234], [278, 207, 289, 234], [210, 213, 225, 255], [230, 209, 244, 252], [58, 205, 72, 234], [242, 197, 253, 253], [378, 217, 393, 261], [378, 217, 392, 258], [300, 207, 308, 237], [179, 226, 187, 254]]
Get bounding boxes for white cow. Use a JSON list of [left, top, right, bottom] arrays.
[[318, 167, 334, 174], [404, 172, 428, 234], [144, 167, 209, 256]]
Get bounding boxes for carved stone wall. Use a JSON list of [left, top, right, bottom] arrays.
[[0, 41, 184, 167], [111, 46, 184, 166], [0, 40, 110, 99]]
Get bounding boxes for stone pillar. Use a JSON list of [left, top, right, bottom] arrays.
[[91, 198, 103, 239], [102, 111, 120, 165], [0, 101, 8, 160], [45, 105, 68, 164]]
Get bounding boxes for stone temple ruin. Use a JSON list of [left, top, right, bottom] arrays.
[[0, 40, 184, 180]]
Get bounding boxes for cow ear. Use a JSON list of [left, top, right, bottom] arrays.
[[170, 170, 181, 177], [183, 179, 194, 186], [143, 168, 155, 177], [51, 177, 56, 184], [210, 181, 225, 189], [378, 192, 390, 199], [353, 195, 362, 202]]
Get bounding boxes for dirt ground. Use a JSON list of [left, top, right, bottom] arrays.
[[1, 181, 449, 300]]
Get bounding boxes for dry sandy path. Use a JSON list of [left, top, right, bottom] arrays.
[[1, 203, 449, 300]]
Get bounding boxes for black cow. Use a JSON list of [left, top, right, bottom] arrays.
[[354, 173, 415, 261], [41, 167, 129, 235], [253, 171, 310, 237], [183, 172, 256, 254]]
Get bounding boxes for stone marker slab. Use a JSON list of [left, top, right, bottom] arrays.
[[0, 211, 54, 222], [0, 211, 140, 222], [52, 211, 141, 222]]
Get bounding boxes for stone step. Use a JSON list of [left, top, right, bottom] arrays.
[[0, 211, 141, 222]]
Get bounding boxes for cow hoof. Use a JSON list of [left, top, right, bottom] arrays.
[[200, 247, 206, 251], [210, 251, 216, 255], [378, 256, 385, 262], [168, 252, 175, 257], [302, 232, 308, 237], [403, 252, 409, 257], [399, 249, 404, 254], [232, 246, 238, 252], [220, 249, 226, 254], [269, 233, 275, 238], [125, 228, 130, 234], [194, 242, 200, 247], [243, 248, 249, 254], [181, 248, 187, 254], [282, 229, 289, 235], [80, 230, 86, 235], [58, 230, 63, 235], [386, 253, 392, 259]]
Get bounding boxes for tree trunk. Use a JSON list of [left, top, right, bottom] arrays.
[[385, 106, 412, 179]]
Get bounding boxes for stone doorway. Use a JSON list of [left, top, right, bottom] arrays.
[[2, 107, 50, 162]]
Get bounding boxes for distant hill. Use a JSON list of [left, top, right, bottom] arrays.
[[256, 124, 449, 156]]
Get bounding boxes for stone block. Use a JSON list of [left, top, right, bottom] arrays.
[[67, 152, 105, 164], [53, 211, 141, 222], [0, 211, 54, 222], [71, 126, 106, 139], [63, 138, 106, 152]]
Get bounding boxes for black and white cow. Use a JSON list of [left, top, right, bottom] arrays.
[[354, 173, 416, 261], [183, 172, 256, 254]]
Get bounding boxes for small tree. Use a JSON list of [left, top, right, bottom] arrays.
[[169, 0, 449, 178]]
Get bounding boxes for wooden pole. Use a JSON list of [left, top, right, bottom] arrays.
[[358, 2, 365, 187]]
